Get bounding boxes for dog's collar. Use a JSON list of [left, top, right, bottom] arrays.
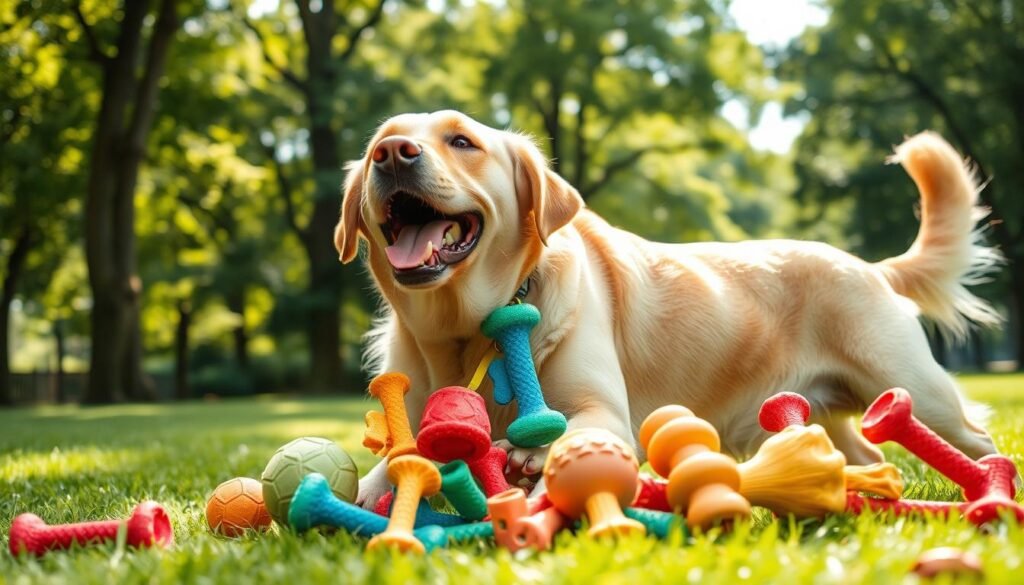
[[510, 276, 531, 305]]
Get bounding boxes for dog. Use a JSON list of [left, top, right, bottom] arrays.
[[335, 110, 1003, 509]]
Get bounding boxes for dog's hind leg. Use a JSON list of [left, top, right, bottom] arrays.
[[839, 318, 999, 461], [818, 415, 885, 466]]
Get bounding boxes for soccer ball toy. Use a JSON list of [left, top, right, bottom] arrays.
[[205, 477, 272, 537], [261, 437, 359, 526]]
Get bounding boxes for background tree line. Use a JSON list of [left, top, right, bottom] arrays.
[[1, 0, 1020, 405]]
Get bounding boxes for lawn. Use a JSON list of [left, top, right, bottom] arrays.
[[2, 374, 1023, 584]]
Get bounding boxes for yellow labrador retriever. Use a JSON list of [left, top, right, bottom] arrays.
[[336, 110, 1002, 508]]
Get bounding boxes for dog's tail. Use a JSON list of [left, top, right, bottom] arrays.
[[877, 132, 1002, 340]]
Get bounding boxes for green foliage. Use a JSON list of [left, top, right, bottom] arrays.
[[1, 374, 1023, 583]]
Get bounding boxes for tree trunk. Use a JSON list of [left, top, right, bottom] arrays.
[[226, 289, 249, 367], [1009, 263, 1024, 370], [0, 228, 34, 407], [175, 299, 190, 401], [53, 319, 65, 404], [970, 328, 986, 372], [82, 0, 179, 404], [301, 11, 344, 393]]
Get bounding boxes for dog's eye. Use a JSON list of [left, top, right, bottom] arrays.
[[450, 135, 474, 149]]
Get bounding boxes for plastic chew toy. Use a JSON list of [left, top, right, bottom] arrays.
[[364, 373, 418, 460], [860, 387, 1024, 525], [543, 428, 646, 538], [439, 460, 488, 521], [634, 473, 671, 512], [261, 436, 359, 526], [640, 405, 751, 529], [288, 474, 450, 551], [206, 477, 273, 537], [9, 501, 173, 557], [417, 386, 492, 463], [623, 507, 684, 540], [481, 303, 567, 447], [845, 492, 967, 517], [367, 454, 443, 553], [758, 392, 903, 499], [738, 392, 903, 517], [468, 445, 513, 497], [487, 488, 568, 552], [372, 491, 466, 528]]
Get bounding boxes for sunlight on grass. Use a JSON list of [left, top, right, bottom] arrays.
[[0, 447, 144, 482]]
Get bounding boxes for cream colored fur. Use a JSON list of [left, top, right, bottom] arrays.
[[335, 112, 1002, 509]]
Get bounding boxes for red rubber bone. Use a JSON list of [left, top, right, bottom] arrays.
[[468, 445, 513, 497], [758, 392, 810, 432], [9, 501, 173, 557], [861, 388, 1024, 525], [416, 387, 511, 497], [417, 386, 492, 463], [846, 492, 965, 517]]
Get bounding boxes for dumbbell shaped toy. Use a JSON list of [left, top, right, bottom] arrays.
[[9, 501, 173, 557], [860, 388, 1024, 525], [482, 304, 567, 447], [289, 474, 488, 551], [640, 406, 752, 529]]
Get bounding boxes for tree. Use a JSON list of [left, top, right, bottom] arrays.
[[75, 0, 183, 403], [235, 0, 393, 391], [0, 5, 89, 405], [781, 0, 1024, 366]]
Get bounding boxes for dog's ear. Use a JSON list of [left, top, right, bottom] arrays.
[[335, 160, 366, 264], [511, 136, 584, 245]]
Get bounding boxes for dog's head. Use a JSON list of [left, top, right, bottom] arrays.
[[335, 111, 583, 326]]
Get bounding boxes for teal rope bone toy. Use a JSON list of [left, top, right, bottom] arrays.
[[482, 303, 567, 447]]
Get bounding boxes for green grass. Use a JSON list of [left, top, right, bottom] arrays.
[[2, 375, 1023, 584]]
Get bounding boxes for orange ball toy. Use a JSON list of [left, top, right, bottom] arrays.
[[206, 477, 273, 537]]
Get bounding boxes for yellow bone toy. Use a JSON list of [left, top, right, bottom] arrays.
[[739, 392, 903, 517], [366, 455, 441, 553]]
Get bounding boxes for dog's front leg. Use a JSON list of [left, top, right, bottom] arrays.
[[503, 326, 634, 495], [355, 458, 392, 510]]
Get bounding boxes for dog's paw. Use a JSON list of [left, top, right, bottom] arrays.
[[494, 439, 548, 489], [355, 472, 392, 511]]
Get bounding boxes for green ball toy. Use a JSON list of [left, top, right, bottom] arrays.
[[260, 437, 359, 526]]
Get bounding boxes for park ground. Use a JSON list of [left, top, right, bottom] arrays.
[[1, 374, 1023, 584]]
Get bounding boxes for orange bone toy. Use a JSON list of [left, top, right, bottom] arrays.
[[640, 406, 752, 529], [543, 429, 646, 538], [487, 489, 567, 551], [366, 455, 442, 553], [364, 373, 417, 460]]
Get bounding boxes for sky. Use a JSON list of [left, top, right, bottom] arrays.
[[247, 0, 830, 154], [726, 0, 829, 153]]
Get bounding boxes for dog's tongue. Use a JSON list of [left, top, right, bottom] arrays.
[[385, 220, 456, 269]]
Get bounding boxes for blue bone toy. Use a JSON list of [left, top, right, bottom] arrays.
[[481, 303, 567, 447], [289, 474, 492, 551], [289, 474, 449, 550]]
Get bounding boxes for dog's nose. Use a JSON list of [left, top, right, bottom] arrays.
[[372, 136, 421, 169]]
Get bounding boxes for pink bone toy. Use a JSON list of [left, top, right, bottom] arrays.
[[9, 501, 174, 557], [861, 388, 1024, 525]]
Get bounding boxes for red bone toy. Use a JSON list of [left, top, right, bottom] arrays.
[[860, 387, 1024, 525], [9, 501, 173, 557]]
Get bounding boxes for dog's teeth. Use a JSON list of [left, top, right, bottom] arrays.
[[421, 241, 434, 263], [445, 223, 462, 246]]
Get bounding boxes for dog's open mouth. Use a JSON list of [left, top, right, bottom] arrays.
[[381, 192, 483, 285]]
